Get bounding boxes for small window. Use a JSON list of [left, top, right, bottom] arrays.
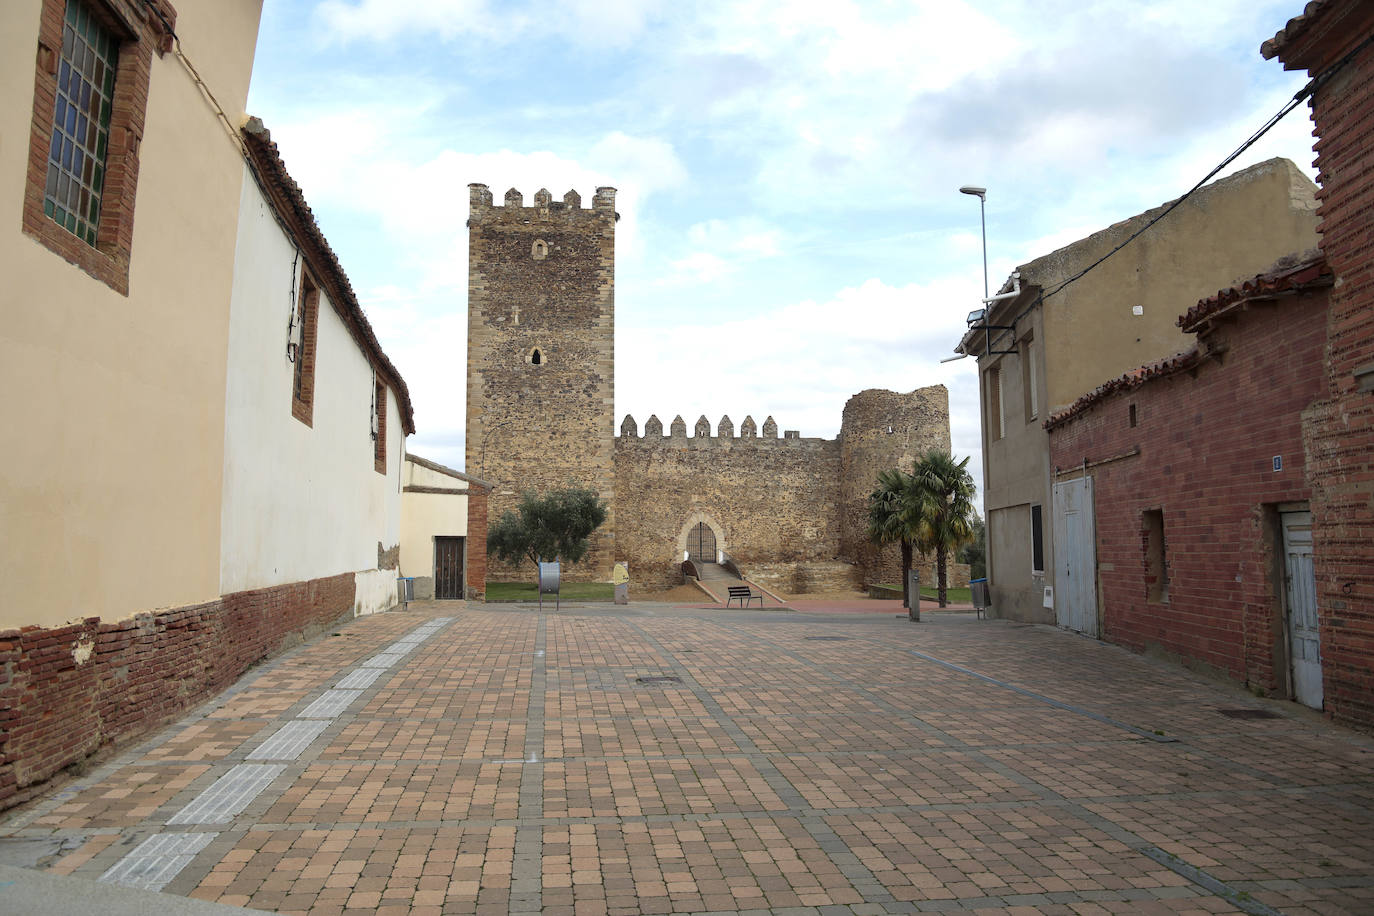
[[42, 0, 118, 247], [373, 376, 387, 474], [292, 271, 319, 426], [527, 347, 545, 366], [1021, 335, 1038, 422], [23, 0, 172, 294], [986, 366, 1004, 441], [1144, 509, 1168, 603], [1030, 504, 1044, 574], [531, 239, 548, 260], [1129, 403, 1137, 428]]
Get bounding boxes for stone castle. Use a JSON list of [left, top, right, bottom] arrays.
[[464, 183, 953, 591]]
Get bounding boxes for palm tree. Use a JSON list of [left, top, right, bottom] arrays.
[[909, 449, 977, 608], [867, 467, 919, 607]]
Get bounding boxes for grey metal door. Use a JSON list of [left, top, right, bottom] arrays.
[[1053, 477, 1098, 636], [1281, 511, 1322, 709]]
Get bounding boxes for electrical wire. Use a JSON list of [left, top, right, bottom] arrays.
[[139, 0, 248, 156], [976, 29, 1374, 357]]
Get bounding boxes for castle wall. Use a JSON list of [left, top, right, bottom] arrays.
[[838, 386, 953, 586], [614, 417, 841, 591], [465, 186, 617, 581]]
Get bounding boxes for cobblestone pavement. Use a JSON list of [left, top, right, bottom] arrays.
[[3, 602, 1373, 916]]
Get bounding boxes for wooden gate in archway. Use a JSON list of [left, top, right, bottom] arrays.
[[687, 522, 716, 564]]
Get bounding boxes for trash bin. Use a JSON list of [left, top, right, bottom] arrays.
[[397, 576, 415, 609], [970, 578, 989, 619], [538, 562, 561, 611]]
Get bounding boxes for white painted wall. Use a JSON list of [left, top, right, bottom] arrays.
[[399, 458, 468, 581], [355, 568, 399, 616], [220, 168, 403, 596]]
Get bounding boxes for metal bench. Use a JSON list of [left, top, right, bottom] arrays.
[[726, 585, 762, 607]]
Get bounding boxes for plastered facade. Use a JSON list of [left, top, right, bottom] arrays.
[[960, 158, 1321, 624], [0, 1, 418, 806], [465, 187, 953, 588], [222, 164, 403, 596], [1, 0, 263, 630]]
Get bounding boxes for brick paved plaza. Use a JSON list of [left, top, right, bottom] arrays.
[[3, 602, 1373, 915]]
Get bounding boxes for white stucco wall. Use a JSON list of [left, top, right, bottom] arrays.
[[355, 568, 399, 616], [220, 168, 403, 595], [399, 458, 468, 581]]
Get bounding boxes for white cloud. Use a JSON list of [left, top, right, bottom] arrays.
[[315, 0, 506, 43], [315, 0, 667, 47]]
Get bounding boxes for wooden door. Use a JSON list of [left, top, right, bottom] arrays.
[[435, 536, 465, 599], [1282, 511, 1322, 709], [1052, 477, 1098, 636]]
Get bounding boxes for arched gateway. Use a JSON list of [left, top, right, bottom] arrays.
[[687, 522, 716, 564]]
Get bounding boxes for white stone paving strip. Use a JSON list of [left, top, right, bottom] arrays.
[[246, 720, 330, 760], [166, 763, 286, 825], [98, 619, 457, 894], [360, 652, 408, 668], [297, 689, 363, 719], [99, 832, 217, 890], [334, 667, 387, 690]]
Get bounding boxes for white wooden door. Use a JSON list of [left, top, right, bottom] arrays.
[[1053, 477, 1098, 636], [1281, 510, 1322, 709]]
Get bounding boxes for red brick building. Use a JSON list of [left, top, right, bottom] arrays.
[[1264, 1, 1374, 728], [1047, 259, 1332, 702]]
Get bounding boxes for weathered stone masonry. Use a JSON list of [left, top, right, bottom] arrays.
[[465, 185, 617, 582], [465, 185, 957, 589]]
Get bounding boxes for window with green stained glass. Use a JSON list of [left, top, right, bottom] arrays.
[[43, 0, 118, 247]]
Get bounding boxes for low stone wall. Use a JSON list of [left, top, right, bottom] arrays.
[[744, 561, 861, 595], [0, 573, 356, 811]]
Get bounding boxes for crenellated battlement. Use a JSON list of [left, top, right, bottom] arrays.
[[615, 412, 822, 445], [468, 183, 617, 221]]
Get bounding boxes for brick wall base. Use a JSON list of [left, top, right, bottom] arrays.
[[0, 572, 356, 811]]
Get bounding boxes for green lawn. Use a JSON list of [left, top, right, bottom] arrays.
[[920, 585, 972, 604], [485, 581, 615, 601], [880, 584, 973, 604]]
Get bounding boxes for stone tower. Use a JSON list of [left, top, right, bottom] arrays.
[[465, 184, 618, 579], [838, 385, 951, 585]]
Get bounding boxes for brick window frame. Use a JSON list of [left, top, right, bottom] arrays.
[[1143, 509, 1169, 604], [291, 270, 319, 427], [373, 374, 387, 474], [21, 0, 177, 296]]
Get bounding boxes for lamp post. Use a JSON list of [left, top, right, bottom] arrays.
[[959, 185, 988, 301]]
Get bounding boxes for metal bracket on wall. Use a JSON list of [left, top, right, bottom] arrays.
[[967, 321, 1018, 356]]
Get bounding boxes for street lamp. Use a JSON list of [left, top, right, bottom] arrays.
[[959, 185, 988, 301]]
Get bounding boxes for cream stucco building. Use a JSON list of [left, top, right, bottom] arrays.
[[956, 158, 1319, 628], [0, 0, 415, 807]]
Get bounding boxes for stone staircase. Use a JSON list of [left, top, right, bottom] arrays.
[[688, 562, 787, 607], [696, 562, 737, 582]]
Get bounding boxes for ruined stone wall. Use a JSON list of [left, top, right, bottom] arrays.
[[614, 414, 841, 590], [465, 185, 617, 582], [838, 385, 953, 586]]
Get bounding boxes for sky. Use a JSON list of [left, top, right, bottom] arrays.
[[243, 0, 1318, 508]]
